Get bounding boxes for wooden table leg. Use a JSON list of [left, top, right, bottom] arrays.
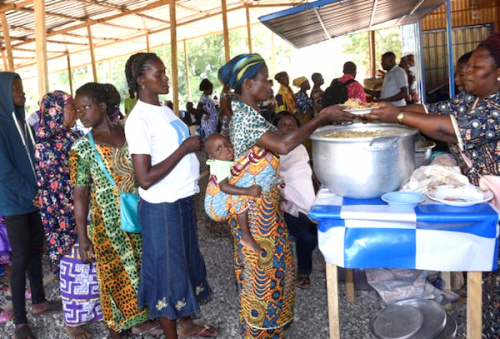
[[326, 263, 341, 339], [467, 271, 482, 339], [440, 271, 451, 310], [345, 269, 355, 303]]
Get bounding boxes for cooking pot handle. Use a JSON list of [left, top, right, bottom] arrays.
[[365, 135, 399, 151]]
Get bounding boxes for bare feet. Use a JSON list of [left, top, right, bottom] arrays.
[[240, 234, 261, 253], [108, 328, 122, 339], [31, 300, 49, 314], [66, 325, 91, 339], [13, 324, 35, 339], [131, 321, 163, 336], [178, 319, 218, 338]]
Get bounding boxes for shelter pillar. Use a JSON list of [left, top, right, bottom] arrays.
[[34, 0, 49, 99], [183, 40, 191, 102], [146, 32, 150, 53], [169, 0, 179, 114], [246, 7, 252, 53], [66, 53, 73, 96], [1, 13, 14, 71], [222, 0, 230, 62], [445, 0, 455, 98], [87, 26, 98, 82], [1, 48, 7, 71], [368, 30, 376, 78]]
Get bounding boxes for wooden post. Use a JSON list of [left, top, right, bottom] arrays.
[[246, 7, 252, 53], [1, 13, 14, 71], [368, 30, 376, 78], [169, 0, 179, 115], [34, 0, 49, 99], [1, 47, 7, 71], [183, 39, 191, 102], [467, 272, 482, 339], [221, 0, 230, 62], [87, 26, 98, 82], [441, 271, 451, 310], [345, 269, 355, 303], [271, 31, 276, 77], [66, 53, 73, 96], [326, 263, 341, 339], [146, 32, 150, 52]]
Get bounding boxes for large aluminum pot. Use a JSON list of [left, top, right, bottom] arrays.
[[311, 123, 419, 199]]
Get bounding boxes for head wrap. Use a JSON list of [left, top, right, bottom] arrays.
[[218, 54, 266, 93], [292, 76, 308, 88]]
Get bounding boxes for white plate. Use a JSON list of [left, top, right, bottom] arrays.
[[426, 184, 493, 206], [343, 108, 372, 115]]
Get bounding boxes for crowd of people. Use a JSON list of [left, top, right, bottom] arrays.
[[0, 30, 498, 339]]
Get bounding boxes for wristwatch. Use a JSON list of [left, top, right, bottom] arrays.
[[396, 111, 405, 125]]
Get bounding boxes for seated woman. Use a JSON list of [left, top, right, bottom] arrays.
[[366, 32, 500, 338]]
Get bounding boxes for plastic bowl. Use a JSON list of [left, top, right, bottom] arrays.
[[381, 191, 426, 208]]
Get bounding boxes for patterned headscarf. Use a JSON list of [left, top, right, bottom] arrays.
[[218, 53, 266, 93], [35, 90, 82, 272]]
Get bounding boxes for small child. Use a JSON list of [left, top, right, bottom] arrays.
[[204, 134, 261, 253]]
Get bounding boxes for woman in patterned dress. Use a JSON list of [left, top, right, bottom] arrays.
[[274, 71, 296, 114], [367, 32, 500, 338], [70, 83, 159, 339], [217, 54, 354, 338], [35, 90, 102, 339], [198, 78, 219, 139]]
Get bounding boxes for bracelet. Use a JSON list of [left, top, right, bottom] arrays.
[[396, 111, 405, 125]]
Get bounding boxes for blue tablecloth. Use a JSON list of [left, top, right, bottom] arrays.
[[309, 188, 500, 272]]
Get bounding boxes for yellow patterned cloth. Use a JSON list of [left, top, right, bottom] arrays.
[[69, 138, 148, 332], [275, 85, 296, 114]]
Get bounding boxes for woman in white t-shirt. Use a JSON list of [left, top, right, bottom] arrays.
[[124, 53, 218, 339]]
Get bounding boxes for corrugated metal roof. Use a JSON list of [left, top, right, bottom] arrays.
[[259, 0, 445, 48], [0, 0, 309, 78]]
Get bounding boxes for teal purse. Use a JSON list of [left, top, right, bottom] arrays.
[[88, 132, 142, 233]]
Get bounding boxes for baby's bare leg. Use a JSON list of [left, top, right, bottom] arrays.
[[236, 212, 261, 253]]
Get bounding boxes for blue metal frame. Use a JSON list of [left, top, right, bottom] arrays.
[[445, 0, 455, 98], [259, 0, 342, 23], [418, 20, 427, 104]]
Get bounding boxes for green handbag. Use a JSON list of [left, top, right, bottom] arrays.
[[88, 132, 142, 233]]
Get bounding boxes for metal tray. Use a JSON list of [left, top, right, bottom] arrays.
[[369, 304, 424, 339], [394, 299, 447, 339], [435, 313, 457, 339]]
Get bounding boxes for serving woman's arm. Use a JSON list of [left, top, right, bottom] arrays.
[[257, 105, 354, 155], [132, 136, 201, 190]]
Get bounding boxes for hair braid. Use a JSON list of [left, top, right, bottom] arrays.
[[124, 52, 160, 94]]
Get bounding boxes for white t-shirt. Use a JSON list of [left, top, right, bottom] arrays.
[[125, 100, 200, 203], [279, 144, 316, 217], [380, 65, 408, 107]]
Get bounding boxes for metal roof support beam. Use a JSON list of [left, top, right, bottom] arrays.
[[222, 0, 230, 62], [34, 0, 48, 99], [66, 52, 73, 96], [368, 0, 378, 28], [87, 26, 97, 82], [183, 39, 191, 102], [445, 0, 455, 98], [246, 7, 252, 53], [169, 0, 179, 115], [1, 13, 15, 71], [313, 8, 330, 41]]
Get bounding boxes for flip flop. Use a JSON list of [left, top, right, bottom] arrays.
[[13, 324, 36, 339], [131, 323, 163, 336], [178, 324, 219, 338], [0, 309, 13, 323], [31, 300, 62, 316]]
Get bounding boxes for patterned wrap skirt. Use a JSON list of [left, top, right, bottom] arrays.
[[206, 146, 295, 338], [59, 244, 103, 326]]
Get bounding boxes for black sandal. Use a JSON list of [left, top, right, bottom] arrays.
[[13, 324, 36, 339]]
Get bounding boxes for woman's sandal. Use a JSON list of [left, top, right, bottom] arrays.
[[178, 324, 219, 338], [13, 324, 36, 339], [131, 322, 163, 336], [296, 275, 311, 289]]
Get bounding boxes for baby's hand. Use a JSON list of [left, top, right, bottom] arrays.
[[248, 184, 262, 197]]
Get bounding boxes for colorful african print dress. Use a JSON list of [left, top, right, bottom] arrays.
[[275, 85, 296, 114], [225, 101, 294, 339], [426, 90, 500, 338], [70, 138, 148, 332]]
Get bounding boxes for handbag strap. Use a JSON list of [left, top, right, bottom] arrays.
[[88, 131, 117, 187]]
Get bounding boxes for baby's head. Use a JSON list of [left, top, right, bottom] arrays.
[[205, 134, 234, 161]]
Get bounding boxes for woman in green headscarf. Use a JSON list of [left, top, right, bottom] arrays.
[[216, 54, 354, 338]]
